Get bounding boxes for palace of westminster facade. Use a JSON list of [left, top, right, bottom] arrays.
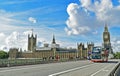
[[9, 25, 113, 59]]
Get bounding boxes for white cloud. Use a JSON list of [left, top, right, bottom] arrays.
[[23, 30, 32, 35], [28, 17, 37, 23], [65, 0, 120, 52], [6, 32, 19, 48], [111, 37, 120, 52], [0, 9, 30, 32], [66, 3, 92, 35], [0, 31, 28, 51], [0, 33, 6, 38], [0, 9, 37, 51], [0, 33, 6, 45], [0, 30, 51, 52], [66, 0, 120, 35], [0, 7, 68, 52], [81, 0, 91, 8], [92, 30, 98, 35], [0, 30, 101, 52]]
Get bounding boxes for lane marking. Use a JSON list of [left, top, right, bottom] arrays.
[[0, 61, 90, 73], [90, 64, 110, 76], [48, 63, 94, 76], [0, 64, 48, 73], [102, 69, 109, 72], [0, 60, 89, 73], [0, 62, 65, 73], [0, 66, 38, 73]]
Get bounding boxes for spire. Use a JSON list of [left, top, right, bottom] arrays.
[[52, 34, 56, 44], [31, 29, 34, 37], [104, 23, 108, 32]]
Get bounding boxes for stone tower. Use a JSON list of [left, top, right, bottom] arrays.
[[9, 48, 19, 59], [28, 30, 37, 52], [77, 43, 84, 59], [87, 42, 94, 58], [103, 24, 113, 54], [87, 42, 94, 52]]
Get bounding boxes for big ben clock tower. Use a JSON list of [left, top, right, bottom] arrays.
[[103, 24, 113, 54]]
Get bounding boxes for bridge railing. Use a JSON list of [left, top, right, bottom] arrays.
[[0, 58, 81, 67], [0, 59, 43, 67], [109, 61, 120, 76]]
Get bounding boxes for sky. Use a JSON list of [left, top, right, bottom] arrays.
[[0, 0, 120, 52]]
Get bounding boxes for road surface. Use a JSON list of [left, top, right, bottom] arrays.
[[0, 60, 118, 76]]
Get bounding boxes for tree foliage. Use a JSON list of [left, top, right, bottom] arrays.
[[113, 52, 120, 59], [0, 51, 8, 59]]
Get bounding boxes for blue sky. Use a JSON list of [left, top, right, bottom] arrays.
[[0, 0, 120, 52]]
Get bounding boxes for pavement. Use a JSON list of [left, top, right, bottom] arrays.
[[0, 60, 119, 76]]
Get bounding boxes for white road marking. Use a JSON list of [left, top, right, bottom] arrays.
[[0, 65, 43, 73], [0, 62, 61, 73], [102, 69, 109, 72], [0, 61, 89, 74], [90, 64, 110, 76], [48, 63, 94, 76]]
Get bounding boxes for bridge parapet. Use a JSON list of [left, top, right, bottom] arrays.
[[109, 61, 120, 76]]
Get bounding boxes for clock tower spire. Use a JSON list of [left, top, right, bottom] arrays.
[[103, 24, 110, 44], [103, 24, 113, 54], [104, 24, 108, 32]]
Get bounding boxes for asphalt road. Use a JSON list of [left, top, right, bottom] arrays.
[[0, 60, 118, 76]]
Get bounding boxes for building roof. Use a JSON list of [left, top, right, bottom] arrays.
[[56, 48, 77, 53], [36, 47, 51, 51]]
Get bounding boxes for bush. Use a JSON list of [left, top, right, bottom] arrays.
[[0, 51, 8, 59], [113, 52, 120, 59]]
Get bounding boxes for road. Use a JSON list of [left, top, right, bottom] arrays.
[[0, 60, 118, 76]]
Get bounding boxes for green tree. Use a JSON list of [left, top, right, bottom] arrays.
[[0, 51, 8, 59], [113, 52, 120, 59]]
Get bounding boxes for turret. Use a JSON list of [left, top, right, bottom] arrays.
[[28, 29, 37, 52], [77, 43, 84, 59], [87, 42, 94, 52]]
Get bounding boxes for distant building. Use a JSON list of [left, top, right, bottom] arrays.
[[77, 42, 94, 59], [9, 25, 113, 59], [9, 33, 80, 59], [9, 48, 19, 59]]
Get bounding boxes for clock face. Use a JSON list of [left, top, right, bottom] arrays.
[[104, 35, 108, 39]]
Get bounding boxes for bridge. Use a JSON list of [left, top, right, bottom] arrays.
[[0, 59, 119, 76]]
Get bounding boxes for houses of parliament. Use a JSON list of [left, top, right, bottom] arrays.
[[9, 25, 113, 59]]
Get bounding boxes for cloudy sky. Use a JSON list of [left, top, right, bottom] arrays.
[[0, 0, 120, 52]]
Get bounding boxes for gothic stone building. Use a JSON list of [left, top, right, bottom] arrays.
[[9, 25, 112, 59], [9, 33, 94, 60]]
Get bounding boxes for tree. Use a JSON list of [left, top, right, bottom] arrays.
[[0, 51, 9, 59], [113, 52, 120, 59]]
